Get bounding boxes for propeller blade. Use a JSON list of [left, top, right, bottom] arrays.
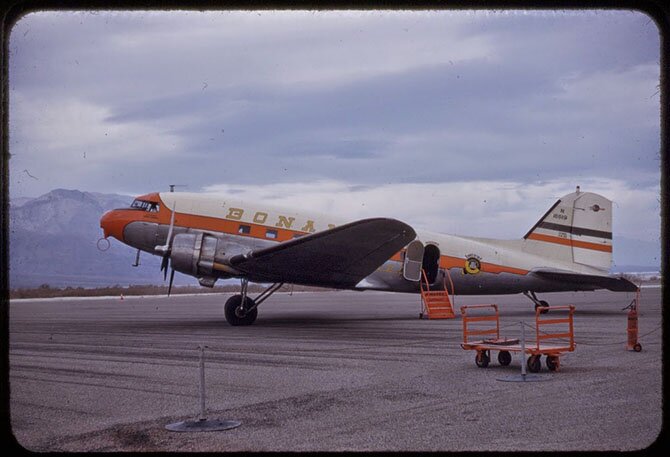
[[155, 201, 176, 254], [132, 249, 141, 267], [167, 269, 175, 296], [165, 202, 176, 247], [161, 255, 169, 280], [156, 202, 176, 281]]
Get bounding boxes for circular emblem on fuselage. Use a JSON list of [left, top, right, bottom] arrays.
[[465, 257, 481, 274]]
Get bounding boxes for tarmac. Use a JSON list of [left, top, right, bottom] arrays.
[[8, 287, 664, 452]]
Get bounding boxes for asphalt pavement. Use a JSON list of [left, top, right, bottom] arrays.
[[8, 287, 664, 452]]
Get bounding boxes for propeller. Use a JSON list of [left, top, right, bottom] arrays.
[[155, 202, 176, 296]]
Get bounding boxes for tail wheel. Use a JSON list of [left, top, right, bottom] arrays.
[[224, 295, 258, 326], [535, 300, 550, 314]]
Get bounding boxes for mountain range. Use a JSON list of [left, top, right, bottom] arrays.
[[7, 188, 661, 289], [8, 189, 194, 288]]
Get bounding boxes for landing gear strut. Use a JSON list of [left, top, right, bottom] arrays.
[[224, 279, 284, 326], [523, 291, 549, 314]]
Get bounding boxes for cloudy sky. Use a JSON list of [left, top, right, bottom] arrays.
[[8, 9, 661, 267]]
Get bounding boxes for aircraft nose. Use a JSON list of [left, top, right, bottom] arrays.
[[100, 210, 126, 242]]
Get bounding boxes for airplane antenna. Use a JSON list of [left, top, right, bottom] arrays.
[[169, 184, 188, 192]]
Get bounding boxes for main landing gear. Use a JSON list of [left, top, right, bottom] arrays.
[[523, 291, 549, 314], [224, 279, 284, 326]]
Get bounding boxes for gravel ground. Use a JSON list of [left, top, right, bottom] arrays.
[[8, 287, 664, 452]]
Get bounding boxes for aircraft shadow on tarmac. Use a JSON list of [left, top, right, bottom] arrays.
[[109, 307, 629, 334]]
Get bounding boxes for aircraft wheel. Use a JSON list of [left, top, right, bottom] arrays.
[[475, 351, 490, 368], [535, 300, 550, 314], [498, 350, 512, 366], [546, 355, 559, 371], [224, 295, 258, 326], [527, 355, 541, 373]]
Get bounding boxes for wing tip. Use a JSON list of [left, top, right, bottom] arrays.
[[346, 217, 416, 240]]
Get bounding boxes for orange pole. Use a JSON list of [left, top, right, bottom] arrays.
[[627, 288, 642, 352]]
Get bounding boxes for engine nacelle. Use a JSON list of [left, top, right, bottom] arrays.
[[170, 233, 219, 277]]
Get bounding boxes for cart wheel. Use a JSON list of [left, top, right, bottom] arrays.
[[527, 355, 541, 373], [498, 350, 512, 366], [475, 351, 490, 368], [633, 343, 642, 352], [546, 355, 559, 371]]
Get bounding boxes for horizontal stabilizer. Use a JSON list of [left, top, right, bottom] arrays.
[[229, 218, 416, 287], [531, 268, 638, 292]]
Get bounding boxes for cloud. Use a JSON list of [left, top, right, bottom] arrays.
[[11, 93, 183, 162], [9, 10, 492, 103], [9, 91, 184, 196], [552, 63, 660, 129], [84, 52, 659, 190]]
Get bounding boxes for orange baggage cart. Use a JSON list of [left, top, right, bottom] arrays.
[[460, 304, 576, 372]]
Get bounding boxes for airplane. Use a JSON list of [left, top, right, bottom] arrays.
[[99, 186, 638, 325]]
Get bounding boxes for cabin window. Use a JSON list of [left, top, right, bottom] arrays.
[[238, 224, 251, 235], [130, 199, 158, 212], [265, 229, 278, 239]]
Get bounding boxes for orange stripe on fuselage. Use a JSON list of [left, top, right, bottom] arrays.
[[527, 233, 612, 252], [150, 204, 303, 242], [382, 252, 527, 275], [439, 255, 528, 275]]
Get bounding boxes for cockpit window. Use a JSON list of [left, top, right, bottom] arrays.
[[130, 199, 159, 212]]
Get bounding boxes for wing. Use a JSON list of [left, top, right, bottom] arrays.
[[228, 218, 416, 287], [531, 268, 638, 292]]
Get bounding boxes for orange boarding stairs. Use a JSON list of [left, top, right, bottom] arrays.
[[419, 269, 456, 319]]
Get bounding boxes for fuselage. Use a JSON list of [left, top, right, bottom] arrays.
[[100, 191, 612, 295]]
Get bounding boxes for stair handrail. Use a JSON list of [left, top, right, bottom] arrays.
[[443, 267, 456, 307], [420, 269, 431, 294]]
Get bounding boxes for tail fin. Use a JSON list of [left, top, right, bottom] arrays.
[[524, 189, 612, 272]]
